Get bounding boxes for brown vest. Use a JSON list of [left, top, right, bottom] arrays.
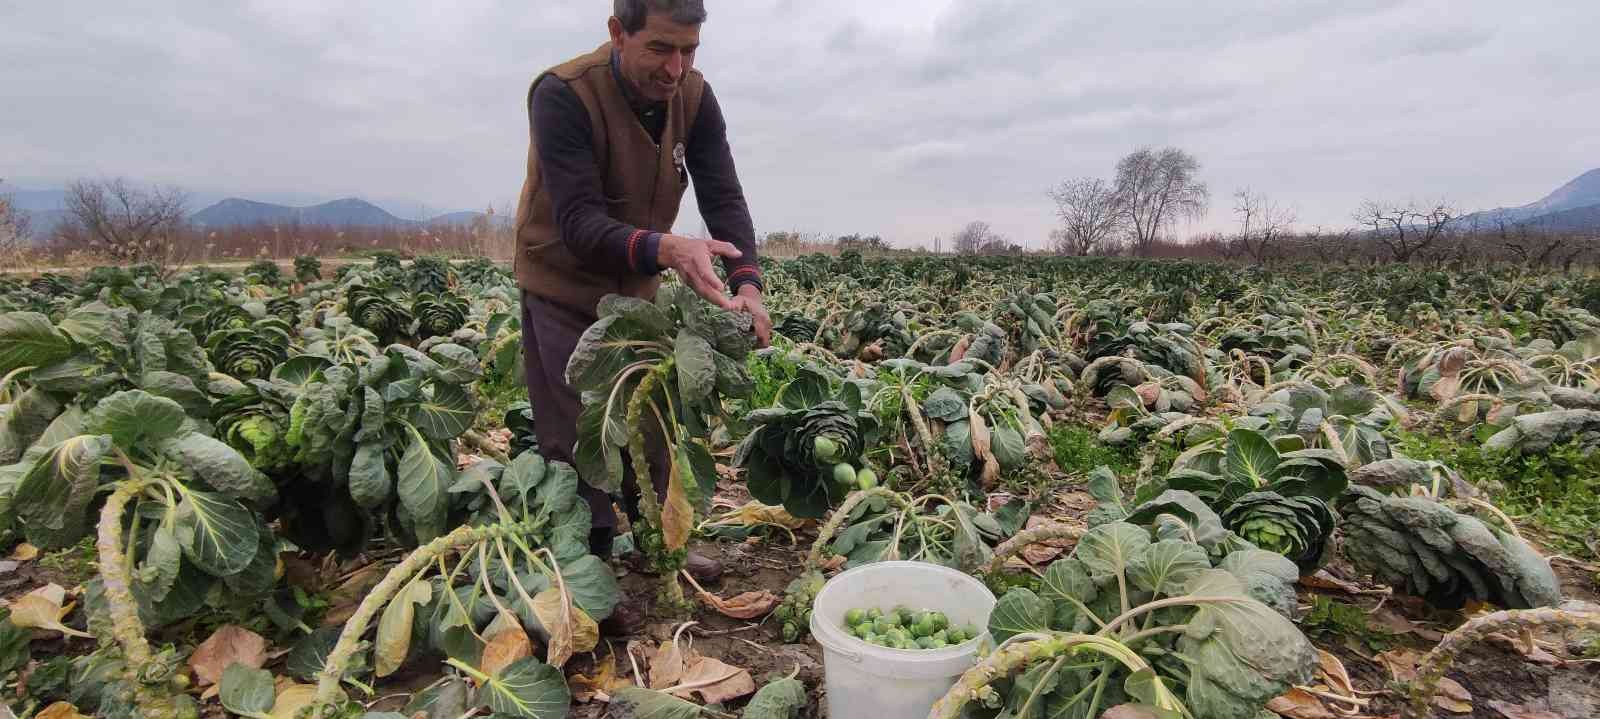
[[513, 42, 705, 315]]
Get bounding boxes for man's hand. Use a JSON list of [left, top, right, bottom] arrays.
[[657, 234, 741, 311], [732, 284, 772, 348]]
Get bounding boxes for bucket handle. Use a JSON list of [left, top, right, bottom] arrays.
[[834, 646, 863, 663]]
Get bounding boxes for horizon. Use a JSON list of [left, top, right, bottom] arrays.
[[6, 1, 1600, 248]]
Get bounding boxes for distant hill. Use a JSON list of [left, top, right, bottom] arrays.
[[1461, 168, 1600, 231], [191, 197, 411, 229], [426, 210, 514, 229]]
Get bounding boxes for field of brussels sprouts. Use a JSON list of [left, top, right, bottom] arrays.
[[2, 251, 1599, 719]]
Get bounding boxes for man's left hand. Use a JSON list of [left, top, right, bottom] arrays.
[[732, 284, 771, 348]]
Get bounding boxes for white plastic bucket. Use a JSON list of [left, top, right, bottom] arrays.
[[809, 561, 996, 719]]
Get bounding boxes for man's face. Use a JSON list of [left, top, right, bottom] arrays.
[[608, 12, 701, 103]]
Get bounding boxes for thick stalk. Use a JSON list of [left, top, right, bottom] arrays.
[[981, 523, 1086, 576], [928, 634, 1181, 719], [805, 488, 909, 567], [626, 369, 685, 608], [96, 478, 194, 717], [1403, 607, 1600, 719], [311, 521, 536, 717]]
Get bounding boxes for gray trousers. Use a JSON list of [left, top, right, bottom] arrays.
[[520, 291, 668, 532]]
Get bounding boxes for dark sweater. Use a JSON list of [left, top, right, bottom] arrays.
[[529, 59, 762, 293]]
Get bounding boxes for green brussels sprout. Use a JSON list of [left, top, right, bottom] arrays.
[[813, 436, 842, 463], [845, 608, 865, 626], [917, 636, 938, 650], [832, 463, 858, 486], [929, 611, 949, 631], [857, 468, 879, 490]]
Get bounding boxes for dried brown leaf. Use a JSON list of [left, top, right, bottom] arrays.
[[1314, 649, 1356, 698], [671, 655, 754, 705], [697, 590, 780, 620], [1298, 570, 1364, 594], [481, 611, 534, 678], [647, 641, 686, 690], [1434, 677, 1473, 714], [1266, 687, 1335, 719], [188, 625, 268, 687], [7, 544, 38, 562]]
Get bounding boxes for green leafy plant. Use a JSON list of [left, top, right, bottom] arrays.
[[940, 517, 1314, 718], [566, 288, 756, 606], [1338, 484, 1562, 609]]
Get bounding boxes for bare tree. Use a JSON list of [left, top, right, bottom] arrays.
[[0, 179, 31, 255], [1231, 188, 1297, 264], [1114, 147, 1209, 256], [1047, 177, 1123, 256], [952, 220, 1009, 255], [1353, 200, 1456, 263], [63, 178, 190, 269]]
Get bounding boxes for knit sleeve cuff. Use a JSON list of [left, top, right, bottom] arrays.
[[728, 265, 763, 294], [628, 230, 663, 275]]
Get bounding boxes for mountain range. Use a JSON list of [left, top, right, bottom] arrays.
[[7, 191, 509, 242], [1456, 168, 1600, 232]]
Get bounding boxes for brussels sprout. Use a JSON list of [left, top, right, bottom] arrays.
[[872, 617, 895, 634], [917, 636, 938, 650], [845, 608, 865, 626], [929, 611, 949, 631], [857, 468, 879, 490], [832, 463, 858, 486], [913, 616, 938, 638], [813, 436, 842, 463]]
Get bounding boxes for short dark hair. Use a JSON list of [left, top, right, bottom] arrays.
[[614, 0, 706, 34]]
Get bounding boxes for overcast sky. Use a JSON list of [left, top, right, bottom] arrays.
[[5, 0, 1598, 248]]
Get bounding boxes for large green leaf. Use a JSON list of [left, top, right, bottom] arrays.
[[136, 520, 183, 602], [673, 329, 717, 404], [427, 343, 483, 385], [173, 487, 261, 577], [1075, 522, 1152, 585], [408, 382, 476, 440], [474, 657, 570, 719], [607, 687, 702, 719], [56, 302, 122, 346], [221, 533, 280, 596], [987, 587, 1051, 643], [397, 426, 450, 542], [158, 432, 277, 503], [743, 677, 807, 719], [1224, 429, 1280, 489], [565, 315, 645, 392], [558, 554, 619, 622], [1128, 540, 1210, 596], [347, 441, 391, 509], [12, 434, 111, 550], [219, 663, 275, 717], [0, 312, 73, 375], [1176, 570, 1315, 717], [0, 387, 63, 464], [86, 390, 186, 449]]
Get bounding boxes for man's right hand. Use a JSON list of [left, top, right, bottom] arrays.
[[656, 234, 742, 311]]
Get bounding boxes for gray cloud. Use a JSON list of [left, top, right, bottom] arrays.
[[3, 0, 1597, 248]]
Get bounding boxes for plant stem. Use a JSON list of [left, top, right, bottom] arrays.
[[1403, 607, 1600, 719], [805, 487, 908, 567], [981, 523, 1085, 576], [311, 521, 538, 717]]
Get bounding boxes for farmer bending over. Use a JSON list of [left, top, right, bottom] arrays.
[[513, 0, 771, 632]]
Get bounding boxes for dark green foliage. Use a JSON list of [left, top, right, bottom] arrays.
[[1338, 485, 1562, 609]]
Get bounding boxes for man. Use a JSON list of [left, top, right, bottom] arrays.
[[513, 0, 770, 600]]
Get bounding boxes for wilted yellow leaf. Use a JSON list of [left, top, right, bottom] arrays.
[[532, 587, 597, 668], [267, 682, 317, 719], [34, 703, 90, 719], [374, 579, 432, 677], [9, 585, 91, 639]]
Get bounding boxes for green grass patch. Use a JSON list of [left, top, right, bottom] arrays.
[[1048, 424, 1143, 478], [1299, 594, 1397, 652], [1396, 431, 1600, 559]]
